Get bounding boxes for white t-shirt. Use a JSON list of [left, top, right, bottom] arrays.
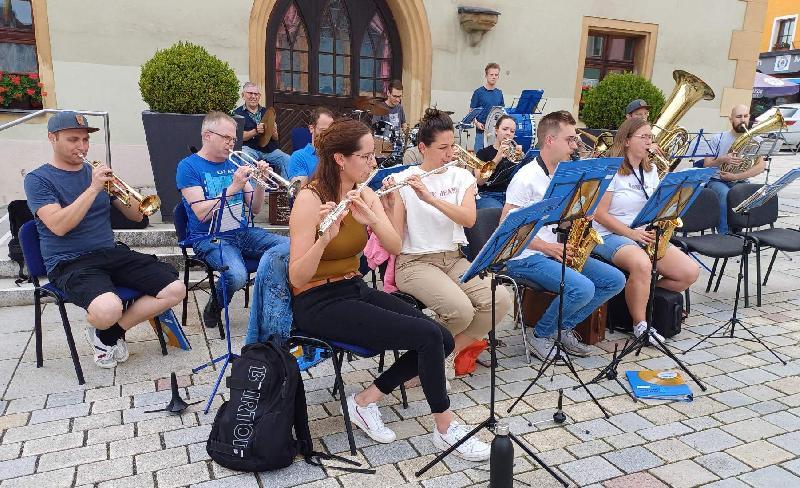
[[396, 165, 477, 254], [504, 158, 555, 260], [594, 164, 660, 236]]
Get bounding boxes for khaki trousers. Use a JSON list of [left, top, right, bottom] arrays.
[[395, 250, 511, 340]]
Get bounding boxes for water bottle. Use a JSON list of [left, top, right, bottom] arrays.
[[489, 421, 514, 488]]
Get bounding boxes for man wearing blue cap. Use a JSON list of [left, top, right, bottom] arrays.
[[23, 111, 186, 369]]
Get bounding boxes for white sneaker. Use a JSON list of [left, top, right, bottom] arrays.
[[558, 329, 591, 357], [83, 325, 118, 369], [527, 335, 556, 361], [633, 322, 665, 344], [114, 338, 129, 362], [432, 421, 491, 462], [345, 394, 396, 444]]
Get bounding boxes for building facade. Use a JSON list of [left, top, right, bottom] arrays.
[[0, 0, 766, 204]]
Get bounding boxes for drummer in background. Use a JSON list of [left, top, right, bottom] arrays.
[[287, 107, 335, 187], [232, 82, 291, 178], [469, 63, 504, 152], [474, 115, 523, 209], [371, 79, 406, 132]]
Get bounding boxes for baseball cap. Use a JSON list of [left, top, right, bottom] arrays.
[[47, 111, 99, 133], [625, 99, 650, 115]]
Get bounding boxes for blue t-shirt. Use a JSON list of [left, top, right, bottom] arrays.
[[23, 163, 115, 273], [287, 143, 318, 179], [176, 153, 247, 239], [470, 86, 505, 132], [231, 105, 278, 153]]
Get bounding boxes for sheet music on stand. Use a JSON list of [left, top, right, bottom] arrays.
[[630, 168, 716, 228], [456, 107, 483, 129], [734, 168, 800, 213], [201, 189, 254, 237], [542, 158, 622, 222], [679, 130, 721, 161]]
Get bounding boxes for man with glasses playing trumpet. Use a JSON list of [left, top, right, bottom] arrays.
[[176, 111, 288, 328], [24, 111, 186, 369]]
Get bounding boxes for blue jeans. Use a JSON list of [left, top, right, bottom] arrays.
[[707, 179, 746, 234], [245, 241, 292, 345], [474, 131, 485, 152], [193, 227, 288, 306], [506, 254, 625, 337], [241, 146, 290, 178], [476, 190, 505, 209]]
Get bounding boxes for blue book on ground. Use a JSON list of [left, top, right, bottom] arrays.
[[625, 370, 693, 402], [149, 309, 191, 351]]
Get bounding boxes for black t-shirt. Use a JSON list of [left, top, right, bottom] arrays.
[[232, 105, 278, 153], [475, 145, 518, 193]]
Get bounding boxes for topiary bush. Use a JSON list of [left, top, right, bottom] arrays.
[[580, 72, 666, 130], [139, 41, 239, 114]]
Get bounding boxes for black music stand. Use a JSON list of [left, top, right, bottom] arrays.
[[187, 189, 254, 413], [683, 168, 800, 363], [415, 197, 566, 486], [586, 168, 715, 394], [505, 158, 622, 420]]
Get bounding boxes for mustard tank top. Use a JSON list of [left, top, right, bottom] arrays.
[[312, 212, 367, 281]]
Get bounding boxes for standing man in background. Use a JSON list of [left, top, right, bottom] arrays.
[[469, 63, 504, 152]]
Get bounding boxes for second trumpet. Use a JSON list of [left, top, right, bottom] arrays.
[[228, 150, 301, 198]]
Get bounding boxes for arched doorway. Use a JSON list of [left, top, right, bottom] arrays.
[[263, 0, 402, 152]]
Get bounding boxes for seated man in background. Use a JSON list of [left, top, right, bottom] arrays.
[[232, 82, 290, 177], [24, 111, 185, 369], [287, 106, 334, 186]]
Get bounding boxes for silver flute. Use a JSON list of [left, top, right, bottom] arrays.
[[374, 160, 459, 197], [317, 169, 380, 236]]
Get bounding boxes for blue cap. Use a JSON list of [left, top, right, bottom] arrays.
[[47, 111, 99, 133], [625, 99, 650, 115]]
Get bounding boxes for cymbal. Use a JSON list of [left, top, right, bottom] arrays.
[[257, 107, 276, 147], [354, 96, 390, 116]]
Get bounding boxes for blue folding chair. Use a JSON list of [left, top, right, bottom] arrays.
[[291, 127, 312, 152], [173, 203, 260, 339], [19, 221, 168, 385]]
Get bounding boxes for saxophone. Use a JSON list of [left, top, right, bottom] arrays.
[[566, 218, 603, 272], [644, 218, 683, 260]]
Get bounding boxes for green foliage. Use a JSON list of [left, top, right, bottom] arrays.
[[581, 72, 666, 130], [139, 41, 239, 114]]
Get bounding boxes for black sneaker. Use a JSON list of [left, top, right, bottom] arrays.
[[203, 298, 221, 328]]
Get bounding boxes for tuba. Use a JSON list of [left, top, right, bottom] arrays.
[[652, 70, 715, 176], [87, 158, 161, 216], [566, 218, 603, 272], [575, 129, 614, 159], [722, 111, 786, 174]]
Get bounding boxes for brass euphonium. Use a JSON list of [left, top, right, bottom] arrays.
[[575, 129, 614, 159], [566, 217, 603, 272], [722, 111, 786, 174], [652, 70, 715, 176], [86, 158, 161, 216]]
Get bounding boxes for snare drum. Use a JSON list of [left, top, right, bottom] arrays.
[[372, 120, 396, 156], [484, 107, 537, 152]]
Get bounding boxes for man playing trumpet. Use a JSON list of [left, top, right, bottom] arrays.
[[24, 111, 186, 369], [176, 111, 288, 328]]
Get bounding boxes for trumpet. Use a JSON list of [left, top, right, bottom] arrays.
[[501, 138, 525, 162], [453, 144, 500, 180], [375, 160, 460, 197], [86, 157, 161, 216], [228, 150, 301, 198], [318, 169, 380, 236]]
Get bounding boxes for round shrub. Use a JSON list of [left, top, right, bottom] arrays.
[[581, 72, 665, 130], [139, 41, 239, 114]]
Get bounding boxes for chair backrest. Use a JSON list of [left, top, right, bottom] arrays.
[[291, 127, 311, 152], [19, 220, 46, 278], [727, 183, 777, 231], [679, 188, 719, 234], [463, 207, 502, 262], [173, 202, 189, 243]]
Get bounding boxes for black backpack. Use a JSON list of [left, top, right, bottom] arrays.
[[607, 287, 684, 338], [7, 200, 34, 285], [207, 340, 372, 473]]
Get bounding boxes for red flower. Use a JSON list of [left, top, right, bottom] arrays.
[[10, 75, 20, 85], [25, 89, 35, 96], [0, 86, 7, 93], [13, 92, 22, 99], [37, 82, 43, 87], [28, 73, 38, 80]]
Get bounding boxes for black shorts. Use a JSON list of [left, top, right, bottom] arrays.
[[48, 245, 179, 309]]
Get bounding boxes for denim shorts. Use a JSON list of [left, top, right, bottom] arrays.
[[592, 233, 638, 262]]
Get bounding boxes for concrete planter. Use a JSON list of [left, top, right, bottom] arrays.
[[141, 111, 243, 222]]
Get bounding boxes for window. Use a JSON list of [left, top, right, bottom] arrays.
[[582, 33, 637, 87], [274, 3, 309, 93], [774, 17, 796, 50], [318, 0, 351, 96], [359, 12, 391, 97], [0, 0, 43, 109]]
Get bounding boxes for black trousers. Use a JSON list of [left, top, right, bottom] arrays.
[[293, 278, 454, 413]]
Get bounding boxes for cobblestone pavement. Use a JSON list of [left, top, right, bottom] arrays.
[[1, 155, 799, 487]]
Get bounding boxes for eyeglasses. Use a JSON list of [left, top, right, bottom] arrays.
[[208, 130, 236, 144], [631, 134, 654, 141], [558, 136, 580, 145], [244, 91, 261, 96], [352, 152, 377, 162]]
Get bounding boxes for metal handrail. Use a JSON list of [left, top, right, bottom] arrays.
[[0, 109, 112, 167]]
